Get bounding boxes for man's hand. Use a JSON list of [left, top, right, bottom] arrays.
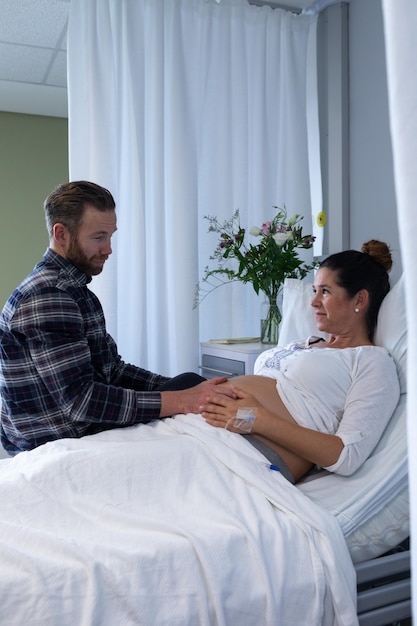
[[160, 377, 237, 417]]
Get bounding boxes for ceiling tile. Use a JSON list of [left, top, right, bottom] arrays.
[[0, 0, 69, 49], [0, 43, 53, 83], [46, 50, 67, 87]]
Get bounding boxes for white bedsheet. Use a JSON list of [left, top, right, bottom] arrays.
[[0, 414, 358, 626]]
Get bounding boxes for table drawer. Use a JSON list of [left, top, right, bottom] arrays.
[[200, 354, 246, 378]]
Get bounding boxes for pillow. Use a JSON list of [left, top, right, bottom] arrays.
[[279, 275, 407, 393], [374, 274, 407, 394], [279, 278, 317, 345]]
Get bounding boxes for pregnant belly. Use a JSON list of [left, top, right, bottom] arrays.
[[223, 375, 296, 422], [222, 375, 313, 482]]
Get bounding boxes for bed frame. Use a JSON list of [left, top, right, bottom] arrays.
[[356, 539, 411, 625]]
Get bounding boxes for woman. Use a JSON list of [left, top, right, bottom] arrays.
[[201, 240, 400, 483]]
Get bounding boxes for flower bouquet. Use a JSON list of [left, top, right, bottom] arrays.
[[194, 206, 316, 343]]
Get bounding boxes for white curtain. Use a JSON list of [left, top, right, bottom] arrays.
[[67, 0, 316, 376], [382, 0, 417, 615]]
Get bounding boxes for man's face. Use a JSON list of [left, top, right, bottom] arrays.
[[66, 205, 117, 276]]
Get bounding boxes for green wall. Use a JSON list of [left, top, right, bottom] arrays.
[[0, 112, 69, 308]]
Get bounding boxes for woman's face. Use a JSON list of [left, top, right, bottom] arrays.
[[311, 267, 358, 336]]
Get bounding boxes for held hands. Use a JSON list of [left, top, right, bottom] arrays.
[[200, 386, 262, 433], [179, 377, 238, 415]]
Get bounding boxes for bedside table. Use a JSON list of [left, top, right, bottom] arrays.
[[199, 341, 266, 379]]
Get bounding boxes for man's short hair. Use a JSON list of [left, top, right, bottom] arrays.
[[44, 181, 116, 238]]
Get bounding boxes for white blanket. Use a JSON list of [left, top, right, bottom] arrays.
[[0, 415, 358, 626]]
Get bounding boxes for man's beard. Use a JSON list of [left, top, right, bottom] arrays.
[[67, 238, 107, 276]]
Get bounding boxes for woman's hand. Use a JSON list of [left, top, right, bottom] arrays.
[[200, 385, 263, 432]]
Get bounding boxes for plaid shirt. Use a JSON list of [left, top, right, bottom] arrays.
[[0, 249, 169, 455]]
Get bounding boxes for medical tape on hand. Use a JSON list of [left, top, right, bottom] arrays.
[[226, 407, 257, 433]]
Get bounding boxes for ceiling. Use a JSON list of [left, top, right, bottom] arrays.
[[0, 0, 323, 119]]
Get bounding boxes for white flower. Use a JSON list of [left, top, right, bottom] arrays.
[[273, 232, 292, 247], [249, 226, 262, 236], [288, 214, 300, 227]]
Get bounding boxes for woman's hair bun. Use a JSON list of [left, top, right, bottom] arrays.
[[361, 239, 393, 273]]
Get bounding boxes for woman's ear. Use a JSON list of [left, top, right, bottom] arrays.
[[355, 289, 369, 311]]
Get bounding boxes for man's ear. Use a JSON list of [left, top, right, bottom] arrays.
[[52, 223, 69, 246]]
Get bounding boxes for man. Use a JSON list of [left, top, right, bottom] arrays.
[[0, 181, 233, 455]]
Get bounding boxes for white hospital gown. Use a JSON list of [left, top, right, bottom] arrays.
[[254, 338, 400, 475]]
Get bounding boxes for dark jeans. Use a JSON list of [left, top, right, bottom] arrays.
[[158, 372, 206, 391]]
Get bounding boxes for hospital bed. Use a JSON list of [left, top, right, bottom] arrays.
[[0, 277, 409, 625]]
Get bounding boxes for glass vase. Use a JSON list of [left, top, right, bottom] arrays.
[[260, 296, 282, 345]]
